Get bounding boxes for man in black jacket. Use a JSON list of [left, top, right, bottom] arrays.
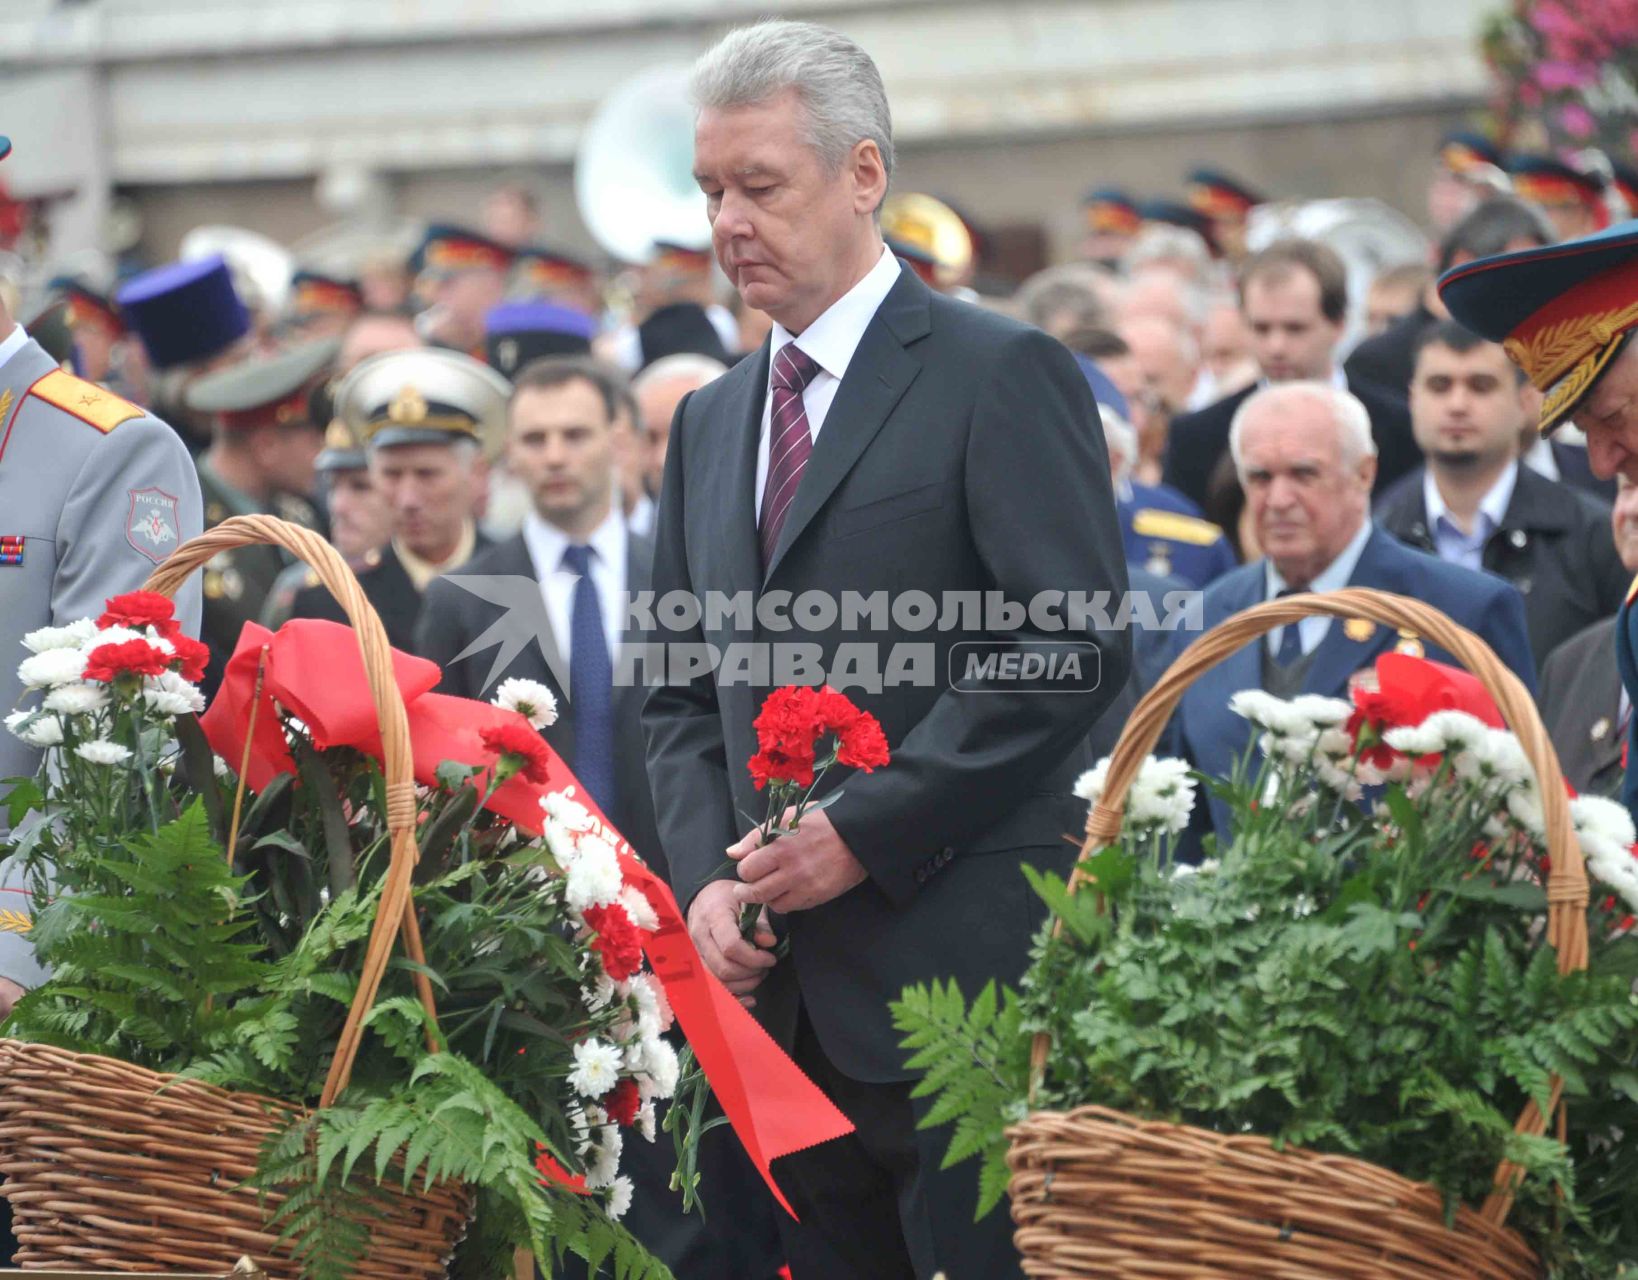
[[1374, 320, 1627, 667], [644, 20, 1130, 1279], [1163, 238, 1420, 507]]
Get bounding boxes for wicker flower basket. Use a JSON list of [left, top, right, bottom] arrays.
[[1006, 587, 1590, 1279], [0, 516, 471, 1276]]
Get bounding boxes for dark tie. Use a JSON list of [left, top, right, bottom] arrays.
[[561, 544, 616, 812], [1274, 587, 1304, 668], [759, 343, 823, 567]]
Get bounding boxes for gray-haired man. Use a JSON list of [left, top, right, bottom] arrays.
[[642, 24, 1129, 1279]]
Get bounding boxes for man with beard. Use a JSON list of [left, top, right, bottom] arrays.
[[1375, 321, 1627, 668]]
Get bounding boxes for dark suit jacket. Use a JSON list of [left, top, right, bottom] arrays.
[[1539, 616, 1624, 799], [1343, 303, 1434, 399], [413, 531, 664, 879], [1375, 463, 1627, 669], [288, 537, 491, 655], [1160, 525, 1536, 839], [1162, 376, 1420, 510], [642, 263, 1132, 1082], [1087, 565, 1189, 761]]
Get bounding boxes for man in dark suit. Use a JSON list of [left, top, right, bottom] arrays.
[[287, 348, 503, 650], [644, 21, 1130, 1280], [1375, 321, 1627, 667], [415, 356, 784, 1278], [1162, 238, 1421, 508], [1159, 382, 1535, 840], [1538, 474, 1638, 798]]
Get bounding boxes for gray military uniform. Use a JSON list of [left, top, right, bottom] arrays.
[[0, 331, 204, 989]]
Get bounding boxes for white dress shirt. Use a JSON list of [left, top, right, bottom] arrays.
[[522, 504, 629, 665], [755, 245, 902, 519], [1264, 518, 1375, 658], [0, 323, 28, 374], [1422, 461, 1517, 574]]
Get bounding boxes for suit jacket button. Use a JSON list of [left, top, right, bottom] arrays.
[[915, 867, 928, 884]]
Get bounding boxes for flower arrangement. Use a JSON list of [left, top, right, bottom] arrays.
[[1481, 0, 1638, 157], [0, 594, 681, 1279], [894, 655, 1638, 1277]]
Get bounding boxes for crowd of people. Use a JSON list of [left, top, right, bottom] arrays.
[[5, 16, 1638, 1277]]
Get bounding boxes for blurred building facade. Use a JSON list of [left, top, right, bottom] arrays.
[[0, 0, 1493, 271]]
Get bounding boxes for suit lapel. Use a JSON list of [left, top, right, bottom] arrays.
[[1301, 529, 1399, 697], [614, 532, 652, 720], [720, 344, 770, 599], [762, 269, 930, 583]]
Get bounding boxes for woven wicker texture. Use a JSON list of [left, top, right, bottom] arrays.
[[1009, 588, 1588, 1278], [0, 516, 468, 1274]]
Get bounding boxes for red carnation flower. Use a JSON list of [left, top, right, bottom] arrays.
[[749, 746, 816, 791], [582, 902, 643, 981], [98, 591, 181, 639], [168, 634, 210, 684], [479, 720, 552, 785], [84, 638, 173, 683], [601, 1078, 641, 1127], [837, 713, 889, 772]]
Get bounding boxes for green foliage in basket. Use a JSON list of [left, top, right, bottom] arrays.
[[893, 692, 1638, 1278]]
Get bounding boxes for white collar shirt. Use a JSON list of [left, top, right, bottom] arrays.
[[0, 323, 28, 374], [522, 504, 628, 665], [1263, 517, 1375, 658], [1422, 461, 1518, 574]]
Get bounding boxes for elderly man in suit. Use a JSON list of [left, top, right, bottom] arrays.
[[1160, 382, 1536, 839], [1539, 474, 1638, 797], [1162, 238, 1422, 509], [415, 355, 786, 1278], [643, 21, 1130, 1280]]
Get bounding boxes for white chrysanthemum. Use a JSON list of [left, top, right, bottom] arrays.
[[1072, 758, 1111, 804], [1419, 710, 1489, 752], [1171, 858, 1219, 880], [75, 739, 132, 766], [583, 1124, 623, 1190], [88, 624, 172, 654], [1453, 728, 1532, 790], [1505, 785, 1545, 837], [619, 884, 659, 933], [582, 973, 619, 1012], [18, 647, 88, 689], [1384, 723, 1442, 756], [493, 677, 559, 729], [5, 709, 63, 747], [605, 1175, 634, 1221], [43, 682, 109, 716], [566, 838, 623, 913], [1314, 757, 1364, 801], [629, 972, 674, 1035], [1572, 794, 1635, 846], [568, 1038, 623, 1099], [1126, 757, 1197, 835], [1289, 695, 1351, 728], [1315, 727, 1352, 757], [639, 1035, 679, 1100], [1229, 689, 1304, 733], [22, 619, 97, 653], [636, 1100, 657, 1142], [142, 670, 206, 717]]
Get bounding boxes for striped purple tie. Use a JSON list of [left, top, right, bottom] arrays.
[[759, 342, 822, 567]]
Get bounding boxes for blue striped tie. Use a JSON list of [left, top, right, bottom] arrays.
[[562, 544, 616, 811], [1274, 587, 1304, 667]]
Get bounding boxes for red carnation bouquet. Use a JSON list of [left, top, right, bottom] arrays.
[[739, 684, 891, 938]]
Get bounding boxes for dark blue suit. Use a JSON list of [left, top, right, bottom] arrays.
[[1162, 525, 1537, 839], [1118, 481, 1238, 588]]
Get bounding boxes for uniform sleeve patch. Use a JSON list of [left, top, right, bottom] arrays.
[[29, 369, 144, 434], [127, 487, 182, 564]]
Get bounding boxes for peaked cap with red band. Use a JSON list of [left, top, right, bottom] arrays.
[[1439, 216, 1638, 434]]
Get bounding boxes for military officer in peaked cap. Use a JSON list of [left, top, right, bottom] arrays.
[[183, 337, 334, 693], [285, 348, 508, 651], [0, 135, 205, 1264], [1441, 217, 1638, 825]]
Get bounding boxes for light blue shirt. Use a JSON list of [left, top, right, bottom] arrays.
[[1264, 518, 1375, 658], [1422, 462, 1517, 574]]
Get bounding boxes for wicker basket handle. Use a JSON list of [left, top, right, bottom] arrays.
[[144, 515, 438, 1107], [1026, 586, 1588, 1225]]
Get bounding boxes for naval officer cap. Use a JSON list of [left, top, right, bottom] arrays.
[[337, 347, 512, 457], [1439, 217, 1638, 435], [184, 335, 341, 430]]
